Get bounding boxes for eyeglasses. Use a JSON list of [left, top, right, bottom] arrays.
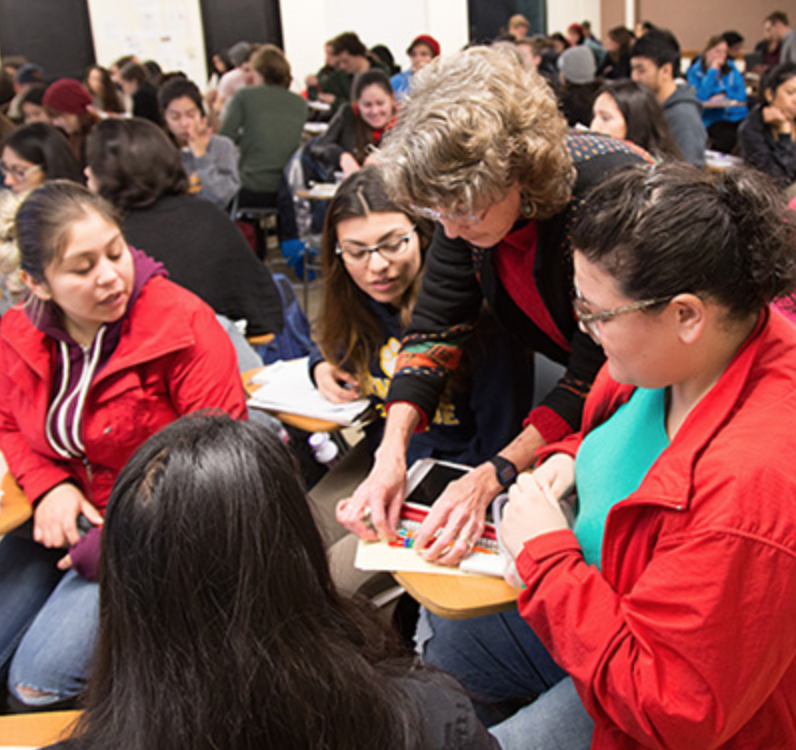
[[336, 226, 416, 265], [0, 162, 42, 182], [409, 205, 487, 226], [573, 292, 672, 343]]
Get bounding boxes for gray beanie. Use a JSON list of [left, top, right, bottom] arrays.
[[558, 45, 596, 84], [228, 41, 253, 68]]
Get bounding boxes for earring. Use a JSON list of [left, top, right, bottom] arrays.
[[520, 190, 535, 218]]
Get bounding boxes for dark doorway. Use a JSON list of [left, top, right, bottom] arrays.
[[467, 0, 546, 44], [0, 0, 96, 81], [199, 0, 284, 68]]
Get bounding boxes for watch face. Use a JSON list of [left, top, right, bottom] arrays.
[[491, 457, 517, 487]]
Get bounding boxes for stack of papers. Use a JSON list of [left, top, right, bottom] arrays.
[[247, 357, 371, 426]]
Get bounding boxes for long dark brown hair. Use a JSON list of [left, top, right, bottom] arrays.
[[316, 167, 432, 381], [350, 71, 395, 164], [595, 80, 682, 161], [70, 414, 426, 750]]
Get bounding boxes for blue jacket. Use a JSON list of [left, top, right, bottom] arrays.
[[686, 58, 748, 128]]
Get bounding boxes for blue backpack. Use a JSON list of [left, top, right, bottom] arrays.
[[256, 274, 312, 364]]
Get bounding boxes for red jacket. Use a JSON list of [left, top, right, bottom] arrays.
[[518, 310, 796, 749], [0, 276, 247, 512]]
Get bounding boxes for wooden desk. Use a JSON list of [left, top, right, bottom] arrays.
[[394, 570, 517, 620], [0, 709, 80, 747], [0, 472, 31, 535], [242, 367, 343, 433]]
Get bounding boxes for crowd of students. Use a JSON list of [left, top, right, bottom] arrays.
[[0, 10, 795, 750]]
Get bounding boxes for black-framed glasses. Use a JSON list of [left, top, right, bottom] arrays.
[[573, 293, 672, 343], [336, 226, 416, 265]]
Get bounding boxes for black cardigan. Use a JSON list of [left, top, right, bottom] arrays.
[[122, 194, 284, 337], [738, 105, 796, 187]]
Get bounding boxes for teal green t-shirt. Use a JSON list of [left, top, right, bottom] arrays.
[[573, 388, 670, 568]]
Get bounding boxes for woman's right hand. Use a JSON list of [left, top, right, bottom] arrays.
[[336, 449, 406, 540], [33, 483, 104, 549], [315, 362, 360, 403], [339, 152, 361, 177]]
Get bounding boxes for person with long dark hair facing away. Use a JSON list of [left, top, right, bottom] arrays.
[[312, 167, 532, 467], [45, 415, 496, 750], [1, 123, 83, 195], [425, 163, 796, 748], [738, 61, 796, 193], [0, 182, 247, 710], [590, 79, 682, 160], [307, 70, 398, 178], [85, 117, 283, 340]]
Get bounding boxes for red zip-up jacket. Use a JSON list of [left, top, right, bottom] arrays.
[[0, 275, 247, 512], [518, 309, 796, 749]]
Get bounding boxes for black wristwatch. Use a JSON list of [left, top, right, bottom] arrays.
[[488, 456, 518, 489]]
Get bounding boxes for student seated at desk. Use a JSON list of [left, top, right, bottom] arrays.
[[47, 415, 496, 750], [84, 117, 283, 340], [310, 167, 532, 468], [0, 181, 247, 710], [419, 163, 796, 750], [306, 71, 398, 179]]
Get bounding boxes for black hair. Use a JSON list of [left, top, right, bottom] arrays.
[[157, 77, 205, 117], [14, 180, 120, 284], [352, 69, 393, 101], [2, 123, 83, 183], [630, 28, 681, 77], [19, 84, 47, 111], [722, 31, 744, 48], [85, 65, 124, 114], [594, 80, 681, 160], [69, 414, 425, 750], [370, 44, 399, 75], [86, 117, 188, 209], [572, 162, 796, 318], [766, 11, 790, 25], [762, 61, 796, 103]]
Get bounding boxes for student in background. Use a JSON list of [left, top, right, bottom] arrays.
[[19, 84, 50, 125], [42, 79, 100, 168], [118, 62, 161, 125], [597, 26, 635, 80], [219, 44, 306, 211], [46, 415, 496, 750], [312, 167, 532, 466], [0, 181, 246, 709], [159, 77, 240, 210], [85, 117, 284, 340], [630, 29, 707, 167], [557, 45, 601, 127], [307, 70, 397, 178], [390, 35, 440, 101], [590, 79, 682, 160], [686, 34, 748, 153], [84, 65, 124, 115], [1, 123, 83, 195], [738, 61, 796, 193]]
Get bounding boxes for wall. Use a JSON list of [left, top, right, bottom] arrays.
[[280, 0, 468, 90], [86, 0, 207, 84], [547, 0, 603, 37], [637, 0, 796, 53]]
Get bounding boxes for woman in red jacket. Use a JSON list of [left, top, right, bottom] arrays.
[[0, 181, 247, 710], [478, 163, 796, 748]]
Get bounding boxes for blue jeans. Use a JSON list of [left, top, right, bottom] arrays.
[[416, 608, 593, 747], [0, 531, 98, 707]]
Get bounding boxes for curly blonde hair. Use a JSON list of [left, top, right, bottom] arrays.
[[378, 44, 574, 220], [0, 190, 26, 304]]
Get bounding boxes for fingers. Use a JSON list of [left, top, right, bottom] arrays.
[[79, 500, 104, 527], [57, 554, 73, 571], [336, 497, 379, 541]]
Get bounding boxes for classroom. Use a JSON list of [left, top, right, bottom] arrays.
[[1, 0, 796, 747]]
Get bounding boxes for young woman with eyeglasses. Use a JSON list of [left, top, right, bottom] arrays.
[[311, 167, 532, 467]]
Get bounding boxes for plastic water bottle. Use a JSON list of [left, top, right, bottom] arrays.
[[308, 432, 340, 468]]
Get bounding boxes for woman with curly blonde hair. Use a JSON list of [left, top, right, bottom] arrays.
[[339, 44, 648, 562]]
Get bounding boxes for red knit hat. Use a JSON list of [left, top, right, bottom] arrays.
[[43, 79, 93, 115], [407, 35, 441, 58]]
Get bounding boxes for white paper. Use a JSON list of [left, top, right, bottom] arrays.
[[248, 358, 371, 426]]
